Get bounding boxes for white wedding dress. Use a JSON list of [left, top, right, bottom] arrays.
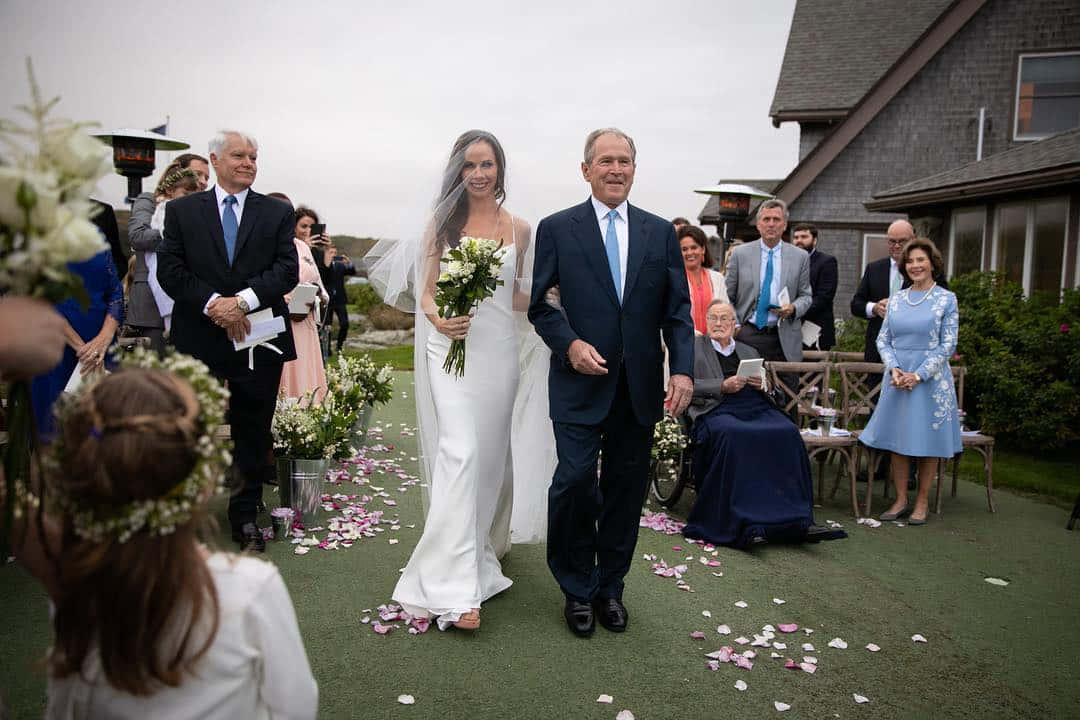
[[393, 240, 522, 628]]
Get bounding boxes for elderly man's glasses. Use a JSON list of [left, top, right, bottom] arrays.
[[887, 238, 910, 246], [706, 314, 735, 324]]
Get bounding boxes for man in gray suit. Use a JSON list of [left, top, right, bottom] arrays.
[[724, 198, 811, 362]]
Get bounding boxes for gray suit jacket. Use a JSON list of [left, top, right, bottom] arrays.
[[126, 192, 164, 328], [724, 240, 812, 362], [688, 334, 761, 423]]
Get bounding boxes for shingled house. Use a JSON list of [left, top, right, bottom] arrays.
[[703, 0, 1080, 302]]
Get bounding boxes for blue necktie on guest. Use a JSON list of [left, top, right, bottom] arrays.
[[222, 195, 238, 266], [754, 247, 775, 329], [605, 209, 621, 303]]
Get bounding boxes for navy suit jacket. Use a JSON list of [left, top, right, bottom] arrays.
[[806, 249, 838, 349], [158, 188, 298, 374], [528, 198, 694, 426], [850, 256, 948, 363]]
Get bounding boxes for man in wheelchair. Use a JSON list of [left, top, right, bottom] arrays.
[[680, 300, 821, 549]]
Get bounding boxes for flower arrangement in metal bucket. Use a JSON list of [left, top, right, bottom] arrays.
[[326, 353, 394, 408], [651, 414, 688, 481]]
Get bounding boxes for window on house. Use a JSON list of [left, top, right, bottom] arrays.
[[992, 198, 1071, 295], [1014, 52, 1080, 140], [949, 207, 985, 276], [862, 233, 890, 272]]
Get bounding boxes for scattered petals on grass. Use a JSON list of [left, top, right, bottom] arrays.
[[802, 643, 815, 652], [734, 636, 750, 645], [854, 694, 870, 704], [985, 577, 1009, 586], [856, 517, 882, 528], [616, 711, 635, 720], [866, 643, 881, 652], [778, 623, 798, 633], [690, 631, 707, 640], [799, 662, 817, 674], [717, 624, 731, 635], [828, 637, 848, 649], [735, 679, 748, 691], [640, 511, 685, 535], [912, 634, 928, 643], [596, 695, 613, 704], [397, 695, 415, 705], [774, 701, 791, 712], [373, 623, 394, 635], [294, 546, 310, 555]]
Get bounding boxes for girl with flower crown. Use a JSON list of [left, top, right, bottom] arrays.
[[41, 364, 317, 719]]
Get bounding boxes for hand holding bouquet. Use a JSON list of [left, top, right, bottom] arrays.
[[434, 236, 506, 377]]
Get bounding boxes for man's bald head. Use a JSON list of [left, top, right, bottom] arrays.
[[886, 219, 915, 261]]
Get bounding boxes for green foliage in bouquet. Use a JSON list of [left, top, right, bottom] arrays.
[[951, 271, 1080, 451]]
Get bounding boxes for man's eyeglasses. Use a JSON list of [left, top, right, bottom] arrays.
[[887, 238, 910, 246], [706, 315, 735, 324]]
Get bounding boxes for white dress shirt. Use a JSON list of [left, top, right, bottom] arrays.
[[711, 336, 737, 356], [204, 185, 260, 315], [591, 195, 629, 299], [864, 258, 902, 318], [758, 239, 783, 327]]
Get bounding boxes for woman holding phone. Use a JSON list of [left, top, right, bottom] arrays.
[[279, 207, 330, 400]]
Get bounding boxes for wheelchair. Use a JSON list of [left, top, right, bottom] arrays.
[[649, 413, 696, 508]]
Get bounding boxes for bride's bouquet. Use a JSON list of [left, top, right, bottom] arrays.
[[434, 235, 507, 377]]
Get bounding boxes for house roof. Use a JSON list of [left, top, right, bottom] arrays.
[[769, 0, 955, 125], [773, 0, 988, 208], [697, 179, 783, 224], [865, 126, 1080, 210]]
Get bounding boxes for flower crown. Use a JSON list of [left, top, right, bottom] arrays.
[[154, 167, 199, 198], [44, 348, 232, 543]]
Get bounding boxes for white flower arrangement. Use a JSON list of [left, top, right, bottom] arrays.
[[272, 390, 356, 461], [0, 59, 111, 300], [651, 414, 688, 468], [45, 348, 232, 543], [326, 353, 394, 409], [434, 235, 507, 377]]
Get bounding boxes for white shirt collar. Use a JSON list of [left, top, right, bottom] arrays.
[[710, 336, 736, 356], [591, 196, 628, 223], [213, 184, 250, 208]]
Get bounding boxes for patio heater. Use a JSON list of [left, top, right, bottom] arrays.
[[92, 128, 190, 203], [693, 183, 774, 268]]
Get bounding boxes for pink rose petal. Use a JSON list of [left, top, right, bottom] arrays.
[[734, 654, 753, 670], [716, 624, 731, 635], [778, 623, 798, 633], [372, 623, 394, 635], [799, 662, 817, 674], [690, 631, 707, 640], [784, 659, 798, 669]]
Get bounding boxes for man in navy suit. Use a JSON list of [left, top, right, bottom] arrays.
[[529, 129, 694, 637], [792, 223, 837, 350], [158, 130, 297, 552]]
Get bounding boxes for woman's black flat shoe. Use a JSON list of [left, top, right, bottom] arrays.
[[879, 505, 910, 522]]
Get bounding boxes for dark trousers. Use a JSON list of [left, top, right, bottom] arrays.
[[328, 303, 349, 352], [736, 323, 787, 361], [548, 368, 654, 603], [219, 361, 283, 530]]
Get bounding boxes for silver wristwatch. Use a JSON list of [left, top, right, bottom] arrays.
[[235, 296, 250, 313]]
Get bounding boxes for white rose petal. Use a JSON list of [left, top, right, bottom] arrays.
[[774, 701, 791, 712], [734, 600, 748, 608], [734, 680, 748, 691], [616, 711, 635, 720], [772, 598, 786, 605], [702, 610, 712, 618], [596, 694, 613, 704], [827, 638, 848, 649], [397, 694, 415, 705], [716, 624, 731, 635], [911, 634, 928, 643], [854, 694, 870, 704], [866, 643, 881, 652]]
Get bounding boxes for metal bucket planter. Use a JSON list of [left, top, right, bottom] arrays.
[[351, 403, 374, 448], [276, 457, 328, 524]]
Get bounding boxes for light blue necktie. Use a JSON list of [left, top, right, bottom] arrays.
[[754, 248, 775, 329], [605, 209, 622, 302], [222, 195, 238, 265]]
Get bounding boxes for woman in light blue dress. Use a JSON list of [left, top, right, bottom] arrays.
[[859, 238, 961, 525]]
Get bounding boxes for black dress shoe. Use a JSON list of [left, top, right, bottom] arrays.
[[564, 598, 595, 637], [593, 597, 628, 633], [232, 522, 266, 553]]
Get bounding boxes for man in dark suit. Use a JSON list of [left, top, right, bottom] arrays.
[[850, 219, 947, 362], [529, 128, 694, 638], [792, 223, 837, 350], [158, 130, 298, 552]]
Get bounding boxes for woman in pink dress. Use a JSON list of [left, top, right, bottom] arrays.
[[279, 207, 330, 401]]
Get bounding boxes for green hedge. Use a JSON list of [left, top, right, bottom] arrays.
[[951, 272, 1080, 451]]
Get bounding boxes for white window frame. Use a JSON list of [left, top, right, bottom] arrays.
[[1013, 50, 1080, 141], [861, 233, 889, 274], [947, 206, 987, 276]]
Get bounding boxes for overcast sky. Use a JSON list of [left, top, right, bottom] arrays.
[[0, 0, 799, 238]]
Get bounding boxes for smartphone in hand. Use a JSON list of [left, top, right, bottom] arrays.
[[309, 223, 326, 241]]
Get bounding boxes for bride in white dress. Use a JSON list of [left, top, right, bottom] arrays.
[[369, 130, 553, 630]]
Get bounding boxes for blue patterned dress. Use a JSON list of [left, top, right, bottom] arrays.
[[859, 285, 962, 458]]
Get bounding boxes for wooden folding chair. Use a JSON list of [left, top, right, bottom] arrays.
[[935, 366, 995, 513], [836, 362, 885, 516]]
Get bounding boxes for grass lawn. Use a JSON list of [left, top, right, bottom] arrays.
[[343, 345, 414, 371], [3, 371, 1079, 719]]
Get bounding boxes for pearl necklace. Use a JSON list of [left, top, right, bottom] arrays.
[[904, 282, 937, 306]]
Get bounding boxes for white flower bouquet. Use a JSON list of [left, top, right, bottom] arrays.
[[326, 354, 394, 409], [434, 235, 507, 377], [0, 60, 111, 302], [272, 391, 356, 461]]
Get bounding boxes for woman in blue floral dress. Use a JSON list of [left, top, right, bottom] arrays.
[[859, 238, 961, 525]]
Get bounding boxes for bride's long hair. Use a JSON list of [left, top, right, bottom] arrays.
[[434, 130, 507, 252]]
